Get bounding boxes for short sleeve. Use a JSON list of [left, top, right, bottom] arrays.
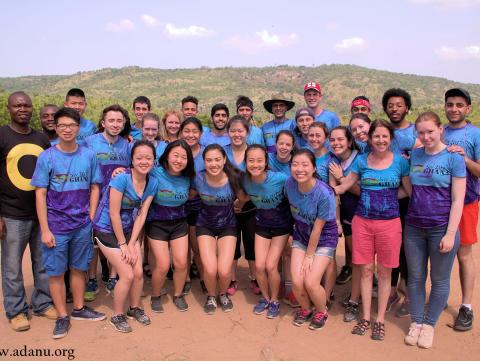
[[30, 150, 51, 188], [109, 173, 128, 193], [452, 153, 467, 178], [350, 155, 363, 175], [90, 152, 103, 184], [316, 187, 336, 221], [399, 156, 410, 177], [331, 113, 341, 129], [145, 177, 158, 198], [473, 128, 480, 161]]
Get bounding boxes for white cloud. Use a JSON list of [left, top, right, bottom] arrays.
[[164, 23, 214, 38], [255, 30, 297, 48], [409, 0, 480, 8], [435, 45, 480, 60], [105, 19, 134, 33], [334, 37, 367, 53], [141, 14, 160, 27], [225, 31, 297, 53]]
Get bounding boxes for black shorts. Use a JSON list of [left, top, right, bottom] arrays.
[[186, 210, 199, 227], [146, 219, 188, 241], [93, 230, 132, 249], [196, 226, 237, 239], [255, 225, 291, 239], [341, 222, 352, 237]]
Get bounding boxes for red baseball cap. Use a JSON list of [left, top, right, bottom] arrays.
[[304, 82, 321, 93]]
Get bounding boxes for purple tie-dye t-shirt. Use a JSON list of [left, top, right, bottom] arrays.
[[351, 153, 409, 220], [284, 177, 338, 248], [406, 148, 466, 228], [31, 146, 102, 234]]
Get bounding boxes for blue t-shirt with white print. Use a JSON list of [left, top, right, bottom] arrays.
[[443, 123, 480, 204], [242, 171, 292, 229], [284, 177, 338, 249], [77, 118, 97, 146], [315, 109, 341, 132], [31, 145, 102, 234], [130, 125, 142, 141], [84, 133, 131, 194], [268, 153, 291, 176], [194, 170, 237, 230], [93, 171, 158, 234], [262, 119, 295, 153], [351, 153, 409, 220], [407, 148, 466, 228]]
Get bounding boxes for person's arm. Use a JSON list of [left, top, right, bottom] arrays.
[[440, 176, 466, 253], [447, 145, 480, 177], [109, 188, 133, 264], [301, 218, 326, 275], [89, 184, 100, 221], [0, 217, 6, 240], [35, 188, 55, 248], [398, 176, 412, 199], [333, 172, 359, 195], [234, 189, 250, 213], [128, 195, 154, 254]]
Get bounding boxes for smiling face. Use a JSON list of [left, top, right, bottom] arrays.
[[64, 96, 86, 116], [385, 96, 408, 124], [370, 126, 392, 153], [246, 148, 267, 178], [204, 148, 226, 177], [237, 106, 253, 123], [307, 125, 327, 151], [8, 93, 33, 126], [133, 102, 149, 123], [40, 105, 58, 131], [228, 122, 248, 146], [132, 145, 155, 175], [166, 145, 188, 175], [304, 89, 322, 109], [212, 109, 228, 131], [350, 117, 370, 142], [276, 133, 294, 160], [180, 122, 201, 147], [272, 102, 288, 118], [56, 115, 80, 142], [165, 114, 181, 138], [142, 118, 159, 142], [291, 153, 316, 184], [297, 115, 314, 136], [445, 96, 471, 125], [416, 119, 443, 150], [329, 129, 352, 157], [182, 101, 198, 118], [102, 111, 125, 137]]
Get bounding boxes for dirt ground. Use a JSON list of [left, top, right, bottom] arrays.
[[1, 234, 479, 361]]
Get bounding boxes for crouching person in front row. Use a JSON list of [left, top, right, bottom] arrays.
[[32, 107, 106, 339]]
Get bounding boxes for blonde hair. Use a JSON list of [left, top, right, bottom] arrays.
[[160, 109, 182, 142]]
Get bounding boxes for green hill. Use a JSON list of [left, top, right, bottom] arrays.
[[0, 64, 479, 129]]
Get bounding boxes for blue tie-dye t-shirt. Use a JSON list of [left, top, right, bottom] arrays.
[[200, 131, 231, 147], [247, 125, 265, 146], [443, 123, 480, 205], [224, 144, 246, 171], [130, 125, 143, 141], [31, 145, 102, 234], [194, 171, 237, 230], [351, 153, 409, 220], [186, 146, 206, 213], [262, 119, 295, 153], [149, 166, 190, 221], [315, 110, 341, 132], [406, 148, 466, 228], [84, 133, 131, 194], [355, 140, 370, 154], [93, 171, 158, 234], [268, 153, 291, 176], [315, 152, 337, 184], [77, 118, 97, 146], [242, 171, 292, 229], [284, 177, 338, 248], [391, 124, 417, 155]]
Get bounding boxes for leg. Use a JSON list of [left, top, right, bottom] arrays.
[[198, 235, 218, 296], [189, 226, 203, 278], [290, 247, 310, 310], [49, 275, 67, 317], [457, 245, 475, 305], [303, 255, 331, 312], [148, 238, 171, 297], [322, 256, 336, 302], [376, 264, 392, 323], [255, 234, 271, 299], [217, 236, 237, 294], [359, 264, 374, 321], [70, 268, 87, 311], [170, 235, 189, 297], [265, 235, 289, 301], [129, 241, 144, 308]]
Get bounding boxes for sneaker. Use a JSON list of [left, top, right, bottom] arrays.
[[219, 293, 233, 312], [386, 292, 400, 312], [9, 313, 30, 332], [253, 297, 270, 315], [160, 286, 168, 296], [66, 290, 73, 304], [173, 295, 189, 312], [150, 296, 164, 313], [250, 279, 261, 295], [182, 281, 192, 295], [52, 316, 71, 339], [204, 296, 217, 315], [344, 301, 360, 322], [395, 300, 410, 318], [110, 314, 132, 333], [70, 306, 106, 321], [341, 293, 361, 307], [267, 301, 281, 319], [282, 291, 300, 308], [34, 305, 58, 320], [404, 322, 421, 346], [106, 277, 118, 296], [417, 324, 434, 349], [227, 280, 238, 296], [84, 278, 99, 302], [293, 309, 313, 327], [200, 280, 208, 294], [309, 311, 328, 330], [453, 306, 474, 331], [126, 307, 151, 325], [336, 265, 352, 285]]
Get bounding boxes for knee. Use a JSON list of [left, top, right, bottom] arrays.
[[255, 262, 266, 275], [265, 261, 278, 275], [203, 265, 217, 279], [457, 247, 472, 264], [153, 262, 170, 275], [377, 267, 391, 280], [361, 265, 375, 279], [217, 267, 230, 281], [174, 259, 187, 272], [133, 267, 143, 281], [303, 276, 319, 293], [122, 270, 134, 284]]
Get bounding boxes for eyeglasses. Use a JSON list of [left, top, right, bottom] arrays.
[[56, 123, 79, 130]]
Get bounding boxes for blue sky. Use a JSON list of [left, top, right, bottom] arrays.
[[1, 0, 479, 83]]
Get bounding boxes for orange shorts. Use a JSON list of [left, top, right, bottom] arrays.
[[459, 201, 479, 246]]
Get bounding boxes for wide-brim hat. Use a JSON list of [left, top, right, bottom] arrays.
[[263, 97, 295, 114]]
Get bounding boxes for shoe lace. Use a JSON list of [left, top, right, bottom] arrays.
[[207, 297, 217, 307], [220, 294, 230, 305], [298, 309, 311, 318], [313, 312, 326, 322]]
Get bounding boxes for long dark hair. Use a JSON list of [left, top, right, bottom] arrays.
[[159, 139, 195, 178], [244, 144, 268, 179], [330, 126, 359, 152], [202, 143, 243, 194], [290, 148, 320, 179], [130, 140, 156, 164]]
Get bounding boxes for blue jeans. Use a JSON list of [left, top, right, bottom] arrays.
[[1, 217, 52, 319], [404, 224, 460, 326]]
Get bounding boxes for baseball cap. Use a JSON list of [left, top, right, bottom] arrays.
[[445, 88, 471, 105], [304, 82, 321, 93], [295, 107, 315, 121]]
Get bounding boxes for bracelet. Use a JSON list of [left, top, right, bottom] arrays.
[[118, 242, 127, 247], [338, 175, 345, 181]]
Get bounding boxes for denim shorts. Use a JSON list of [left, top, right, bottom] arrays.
[[41, 222, 93, 276], [291, 240, 335, 258]]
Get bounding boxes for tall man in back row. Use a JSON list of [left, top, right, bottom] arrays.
[[64, 88, 96, 145], [303, 82, 340, 131]]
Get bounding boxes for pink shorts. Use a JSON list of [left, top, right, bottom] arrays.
[[352, 215, 402, 268]]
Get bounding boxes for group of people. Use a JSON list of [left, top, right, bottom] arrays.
[[0, 82, 477, 349]]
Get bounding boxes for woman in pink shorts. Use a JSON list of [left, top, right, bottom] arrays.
[[334, 119, 410, 341]]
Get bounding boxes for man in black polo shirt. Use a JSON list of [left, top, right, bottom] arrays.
[[0, 91, 55, 331]]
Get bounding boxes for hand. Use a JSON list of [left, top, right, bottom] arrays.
[[111, 167, 126, 178], [128, 242, 138, 264], [0, 217, 6, 240], [301, 255, 314, 275], [41, 230, 56, 248], [120, 244, 133, 264], [233, 199, 244, 213], [439, 233, 455, 253], [447, 145, 466, 157], [329, 163, 344, 182]]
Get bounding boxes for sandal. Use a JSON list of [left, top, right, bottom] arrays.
[[351, 319, 370, 335], [371, 321, 385, 341]]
